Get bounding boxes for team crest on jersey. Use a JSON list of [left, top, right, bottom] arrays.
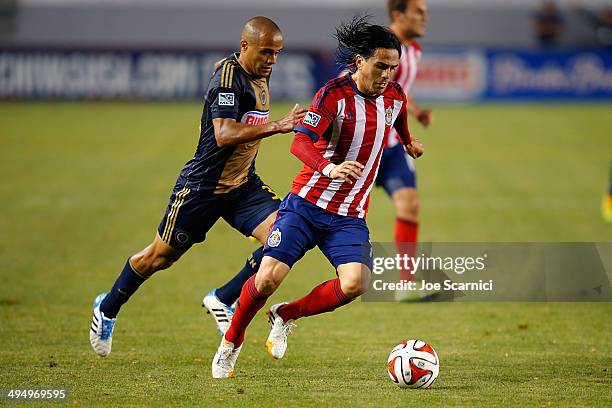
[[175, 231, 190, 245], [260, 90, 267, 106], [385, 106, 393, 126], [303, 111, 322, 128], [267, 228, 282, 248], [218, 92, 235, 106]]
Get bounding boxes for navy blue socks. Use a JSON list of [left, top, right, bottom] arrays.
[[215, 246, 263, 306], [100, 258, 147, 318], [100, 247, 264, 316]]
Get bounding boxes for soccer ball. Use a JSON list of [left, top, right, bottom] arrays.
[[386, 340, 439, 389]]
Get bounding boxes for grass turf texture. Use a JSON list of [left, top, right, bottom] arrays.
[[1, 101, 611, 407]]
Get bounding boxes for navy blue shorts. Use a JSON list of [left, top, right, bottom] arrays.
[[375, 143, 416, 196], [264, 194, 372, 270], [157, 175, 281, 250]]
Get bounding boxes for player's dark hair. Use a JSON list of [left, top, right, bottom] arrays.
[[387, 0, 411, 19], [335, 15, 402, 68]]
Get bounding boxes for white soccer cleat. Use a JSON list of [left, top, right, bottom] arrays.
[[202, 289, 234, 336], [211, 338, 242, 379], [265, 303, 296, 360], [395, 287, 442, 302], [89, 293, 117, 357]]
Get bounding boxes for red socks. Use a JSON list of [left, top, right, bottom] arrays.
[[225, 277, 356, 346], [395, 218, 418, 281], [224, 275, 268, 347], [395, 218, 418, 243], [277, 278, 354, 322]]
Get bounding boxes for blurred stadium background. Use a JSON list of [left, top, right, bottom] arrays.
[[2, 0, 612, 102], [1, 0, 611, 406]]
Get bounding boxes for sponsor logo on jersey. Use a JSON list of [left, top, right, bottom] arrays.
[[385, 106, 393, 126], [303, 111, 322, 127], [241, 110, 270, 126], [267, 228, 282, 247], [218, 92, 235, 106]]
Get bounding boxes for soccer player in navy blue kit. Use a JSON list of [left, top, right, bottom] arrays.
[[90, 16, 306, 357], [212, 17, 424, 378]]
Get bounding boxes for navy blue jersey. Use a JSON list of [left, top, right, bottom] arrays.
[[179, 53, 271, 193]]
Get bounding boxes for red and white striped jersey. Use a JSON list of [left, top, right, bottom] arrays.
[[396, 40, 422, 92], [388, 40, 422, 148], [291, 74, 411, 219]]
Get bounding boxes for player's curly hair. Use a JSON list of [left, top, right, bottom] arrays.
[[335, 15, 402, 68]]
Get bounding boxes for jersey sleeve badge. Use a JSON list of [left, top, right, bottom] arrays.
[[303, 111, 322, 128], [218, 93, 235, 106]]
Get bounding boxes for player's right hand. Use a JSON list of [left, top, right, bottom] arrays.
[[405, 137, 424, 159], [417, 109, 433, 128], [275, 104, 307, 133], [329, 161, 364, 184]]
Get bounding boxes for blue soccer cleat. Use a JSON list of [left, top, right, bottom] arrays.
[[89, 293, 116, 357], [202, 289, 234, 336]]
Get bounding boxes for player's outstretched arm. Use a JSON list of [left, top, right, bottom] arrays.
[[213, 104, 307, 148], [405, 92, 433, 128], [393, 92, 424, 159]]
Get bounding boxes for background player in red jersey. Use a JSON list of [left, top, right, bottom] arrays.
[[380, 0, 432, 299], [212, 16, 424, 378]]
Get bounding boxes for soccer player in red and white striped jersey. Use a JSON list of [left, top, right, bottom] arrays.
[[212, 17, 424, 378], [289, 74, 410, 218], [379, 0, 432, 299]]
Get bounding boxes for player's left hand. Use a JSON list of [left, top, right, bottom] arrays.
[[417, 109, 433, 128], [329, 160, 364, 184], [275, 104, 308, 133], [405, 138, 424, 159]]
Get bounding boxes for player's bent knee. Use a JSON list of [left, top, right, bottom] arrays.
[[255, 257, 289, 295], [131, 240, 184, 276], [339, 278, 363, 298], [255, 272, 281, 295], [150, 254, 176, 271], [131, 252, 175, 276], [393, 189, 419, 221], [339, 269, 370, 298]]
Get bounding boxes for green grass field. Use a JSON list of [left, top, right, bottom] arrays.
[[1, 101, 611, 407]]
